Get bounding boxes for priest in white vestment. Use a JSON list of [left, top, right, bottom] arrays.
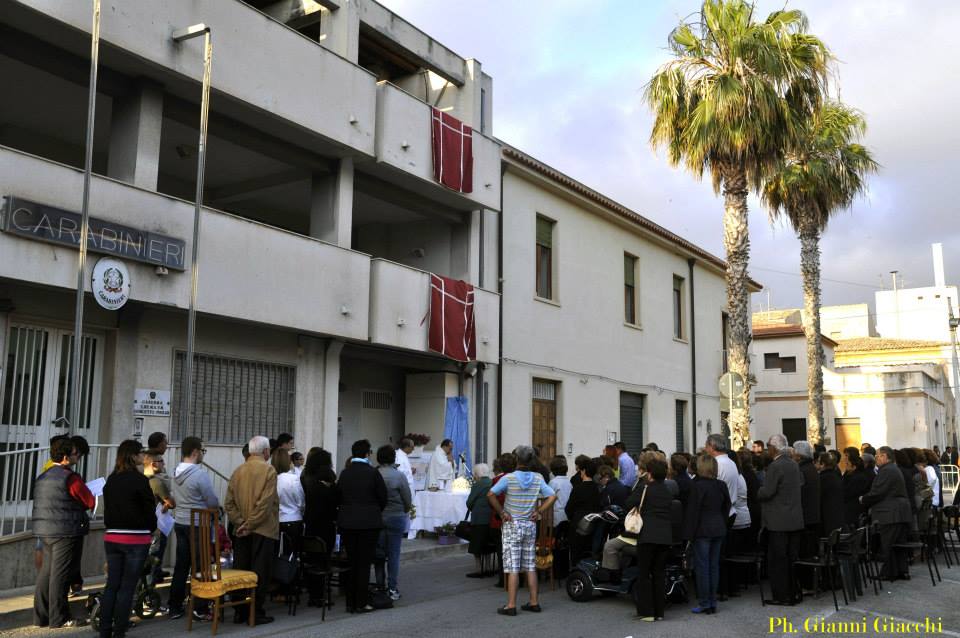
[[426, 439, 455, 491]]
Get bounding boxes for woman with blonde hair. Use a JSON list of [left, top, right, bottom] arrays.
[[682, 454, 730, 615]]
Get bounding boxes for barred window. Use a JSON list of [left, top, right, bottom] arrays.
[[171, 351, 296, 444]]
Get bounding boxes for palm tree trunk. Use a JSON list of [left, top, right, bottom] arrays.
[[799, 218, 825, 445], [722, 165, 752, 450]]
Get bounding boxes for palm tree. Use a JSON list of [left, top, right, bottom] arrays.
[[762, 103, 877, 444], [646, 0, 831, 449]]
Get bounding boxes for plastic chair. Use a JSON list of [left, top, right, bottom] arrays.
[[793, 528, 846, 612]]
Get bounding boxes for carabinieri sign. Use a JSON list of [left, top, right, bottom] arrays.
[[1, 196, 187, 271]]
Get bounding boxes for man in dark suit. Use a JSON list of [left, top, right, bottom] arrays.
[[817, 452, 844, 537], [757, 434, 804, 604], [861, 446, 912, 580]]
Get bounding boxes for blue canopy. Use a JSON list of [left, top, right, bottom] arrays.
[[443, 396, 471, 473]]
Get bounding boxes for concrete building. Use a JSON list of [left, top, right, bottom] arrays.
[[0, 0, 501, 586], [499, 148, 758, 459], [751, 322, 950, 451]]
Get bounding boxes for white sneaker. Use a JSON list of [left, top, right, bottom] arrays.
[[388, 589, 401, 601]]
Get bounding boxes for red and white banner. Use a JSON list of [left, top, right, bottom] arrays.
[[427, 274, 476, 362], [431, 107, 473, 193]]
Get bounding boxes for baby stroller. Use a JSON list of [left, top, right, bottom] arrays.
[[88, 539, 164, 630]]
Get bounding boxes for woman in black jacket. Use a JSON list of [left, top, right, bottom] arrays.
[[336, 439, 387, 613], [301, 447, 338, 606], [841, 448, 873, 529], [565, 457, 601, 563], [630, 458, 675, 621], [100, 440, 155, 638], [682, 454, 730, 615], [818, 452, 845, 536]]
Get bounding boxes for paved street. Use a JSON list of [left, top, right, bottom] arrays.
[[3, 551, 958, 638]]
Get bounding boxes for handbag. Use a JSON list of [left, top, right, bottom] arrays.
[[273, 531, 299, 585], [454, 512, 472, 541], [623, 485, 647, 535]]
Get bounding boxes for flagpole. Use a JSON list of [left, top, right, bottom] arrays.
[[69, 0, 101, 435], [171, 24, 212, 436]]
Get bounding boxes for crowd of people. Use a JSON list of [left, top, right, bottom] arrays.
[[29, 429, 954, 632], [466, 435, 954, 620]]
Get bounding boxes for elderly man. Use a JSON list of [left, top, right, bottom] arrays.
[[225, 436, 279, 625], [757, 434, 804, 605], [487, 445, 557, 616], [861, 446, 912, 580], [793, 441, 820, 562]]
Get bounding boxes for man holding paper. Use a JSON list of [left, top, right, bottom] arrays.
[[32, 437, 95, 629]]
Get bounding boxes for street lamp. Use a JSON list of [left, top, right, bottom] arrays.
[[68, 0, 101, 436], [172, 23, 212, 436]]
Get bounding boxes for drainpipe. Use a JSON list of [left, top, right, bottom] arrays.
[[496, 161, 506, 456], [688, 258, 698, 452]]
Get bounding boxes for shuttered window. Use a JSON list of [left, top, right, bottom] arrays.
[[535, 216, 555, 300], [619, 392, 644, 455], [675, 400, 687, 453], [624, 254, 638, 324], [171, 351, 296, 444]]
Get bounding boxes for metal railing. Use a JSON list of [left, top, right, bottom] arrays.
[[941, 464, 958, 500], [0, 443, 237, 540]]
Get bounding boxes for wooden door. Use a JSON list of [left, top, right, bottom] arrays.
[[835, 421, 862, 454], [532, 399, 557, 460]]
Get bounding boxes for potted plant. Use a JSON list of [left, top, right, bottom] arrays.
[[406, 433, 431, 456], [435, 522, 458, 545]]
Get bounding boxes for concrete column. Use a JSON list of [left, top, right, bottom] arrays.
[[310, 158, 354, 248], [295, 335, 326, 453], [457, 59, 484, 131], [107, 80, 164, 190], [318, 0, 360, 63], [323, 340, 344, 465], [449, 210, 480, 285], [107, 306, 143, 444]]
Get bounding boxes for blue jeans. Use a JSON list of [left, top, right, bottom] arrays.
[[149, 533, 167, 584], [375, 516, 407, 590], [100, 542, 149, 637], [693, 536, 723, 608], [168, 524, 208, 612]]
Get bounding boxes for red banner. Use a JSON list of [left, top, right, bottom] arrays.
[[428, 274, 476, 362], [431, 107, 473, 193]]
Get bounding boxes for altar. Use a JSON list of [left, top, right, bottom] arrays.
[[407, 489, 469, 539]]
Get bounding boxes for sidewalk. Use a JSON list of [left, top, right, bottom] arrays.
[[0, 536, 466, 632]]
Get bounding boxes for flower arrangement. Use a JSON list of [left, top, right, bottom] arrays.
[[435, 522, 456, 536], [406, 433, 431, 446], [451, 476, 472, 493]]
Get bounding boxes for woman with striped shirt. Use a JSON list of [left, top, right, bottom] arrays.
[[100, 440, 156, 638]]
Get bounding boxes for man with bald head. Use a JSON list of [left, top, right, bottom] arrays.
[[757, 433, 804, 605]]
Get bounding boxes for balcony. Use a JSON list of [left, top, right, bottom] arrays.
[[368, 258, 499, 364], [0, 146, 370, 339], [374, 82, 501, 211], [9, 0, 378, 157]]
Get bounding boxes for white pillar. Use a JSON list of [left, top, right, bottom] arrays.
[[323, 340, 344, 465], [107, 80, 164, 190], [295, 335, 326, 453], [318, 0, 360, 63], [310, 158, 354, 248], [457, 59, 483, 131]]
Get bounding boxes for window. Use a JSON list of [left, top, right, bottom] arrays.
[[675, 400, 687, 453], [619, 392, 645, 455], [624, 253, 638, 324], [171, 351, 296, 444], [782, 418, 806, 445], [535, 216, 555, 300], [672, 275, 685, 339], [721, 312, 730, 373], [763, 352, 796, 372]]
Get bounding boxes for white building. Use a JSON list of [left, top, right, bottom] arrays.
[[500, 148, 758, 460], [751, 322, 950, 451], [0, 0, 501, 587]]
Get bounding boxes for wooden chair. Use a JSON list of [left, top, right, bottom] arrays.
[[187, 508, 258, 635], [535, 505, 556, 590]]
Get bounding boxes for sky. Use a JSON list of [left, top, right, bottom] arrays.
[[378, 0, 960, 315]]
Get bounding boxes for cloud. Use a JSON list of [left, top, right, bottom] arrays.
[[379, 0, 960, 310]]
